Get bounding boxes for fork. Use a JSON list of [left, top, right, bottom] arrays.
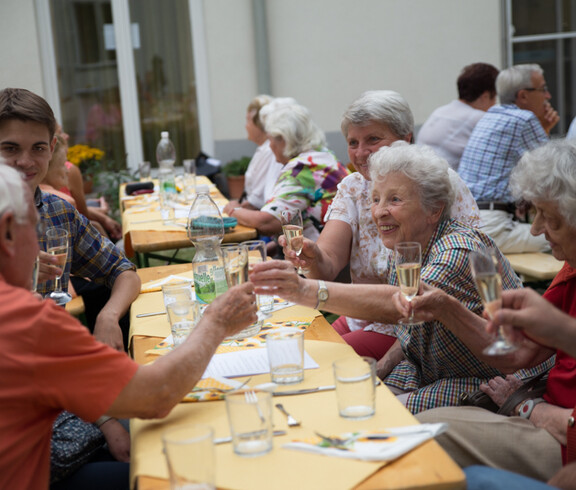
[[275, 403, 301, 427], [314, 431, 359, 449], [245, 390, 266, 424]]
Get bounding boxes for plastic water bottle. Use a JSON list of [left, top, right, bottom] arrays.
[[156, 131, 176, 170], [187, 185, 228, 306]]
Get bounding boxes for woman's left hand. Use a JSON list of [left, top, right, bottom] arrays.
[[479, 375, 523, 408]]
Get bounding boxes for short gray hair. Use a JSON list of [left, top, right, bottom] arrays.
[[496, 64, 543, 105], [0, 164, 30, 224], [510, 139, 576, 227], [264, 103, 326, 160], [369, 141, 455, 221], [341, 90, 414, 139]]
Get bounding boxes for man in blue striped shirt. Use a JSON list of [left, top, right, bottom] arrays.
[[458, 64, 558, 253]]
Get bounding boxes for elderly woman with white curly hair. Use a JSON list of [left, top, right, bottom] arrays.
[[227, 103, 349, 240], [251, 142, 548, 413]]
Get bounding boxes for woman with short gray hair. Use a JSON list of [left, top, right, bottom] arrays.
[[227, 102, 348, 240]]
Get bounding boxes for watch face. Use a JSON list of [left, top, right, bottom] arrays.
[[319, 290, 329, 301]]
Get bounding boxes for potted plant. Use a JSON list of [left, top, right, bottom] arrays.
[[222, 156, 251, 200], [67, 144, 105, 194]]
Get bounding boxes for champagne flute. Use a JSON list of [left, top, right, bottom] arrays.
[[281, 209, 304, 274], [31, 255, 39, 293], [46, 227, 72, 305], [469, 248, 518, 355], [394, 242, 424, 325]]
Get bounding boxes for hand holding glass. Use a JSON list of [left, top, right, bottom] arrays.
[[46, 227, 72, 305], [394, 242, 423, 325], [469, 248, 518, 355]]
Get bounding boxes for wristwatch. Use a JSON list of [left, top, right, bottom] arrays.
[[315, 280, 329, 310], [518, 397, 545, 419]]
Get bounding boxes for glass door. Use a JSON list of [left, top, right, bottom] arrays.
[[49, 0, 201, 170]]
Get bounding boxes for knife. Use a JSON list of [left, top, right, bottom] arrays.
[[272, 385, 335, 396], [213, 430, 286, 445], [135, 310, 166, 318]]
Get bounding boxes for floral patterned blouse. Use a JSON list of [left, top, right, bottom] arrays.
[[261, 149, 349, 240], [324, 170, 481, 334]]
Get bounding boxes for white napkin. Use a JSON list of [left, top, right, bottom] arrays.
[[283, 423, 447, 462]]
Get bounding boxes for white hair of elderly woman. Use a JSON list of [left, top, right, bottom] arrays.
[[510, 138, 576, 228], [368, 141, 455, 222]]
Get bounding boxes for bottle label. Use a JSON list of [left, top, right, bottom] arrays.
[[193, 263, 228, 304]]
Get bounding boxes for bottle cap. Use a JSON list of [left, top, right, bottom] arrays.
[[196, 185, 209, 194], [161, 131, 169, 138]]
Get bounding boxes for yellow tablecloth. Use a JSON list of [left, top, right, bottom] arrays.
[[130, 340, 420, 490]]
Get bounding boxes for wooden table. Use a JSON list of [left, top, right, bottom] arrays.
[[122, 178, 258, 267], [131, 265, 465, 490]]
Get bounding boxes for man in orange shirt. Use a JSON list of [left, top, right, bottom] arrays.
[[0, 164, 257, 489]]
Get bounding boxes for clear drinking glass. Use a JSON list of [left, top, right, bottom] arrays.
[[46, 227, 72, 305], [222, 243, 262, 339], [469, 248, 518, 355], [394, 242, 423, 325], [281, 209, 304, 274], [244, 240, 274, 317]]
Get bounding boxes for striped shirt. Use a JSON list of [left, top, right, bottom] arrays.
[[459, 104, 548, 202], [36, 190, 135, 296], [385, 219, 553, 413]]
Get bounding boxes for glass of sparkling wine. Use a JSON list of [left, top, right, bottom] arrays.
[[31, 255, 39, 292], [281, 209, 304, 274], [469, 248, 518, 355], [394, 242, 423, 325], [46, 227, 72, 305]]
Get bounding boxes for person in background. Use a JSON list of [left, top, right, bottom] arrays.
[[57, 124, 122, 241], [282, 90, 480, 359], [226, 95, 284, 211], [226, 103, 349, 240], [0, 87, 136, 351], [416, 62, 499, 170], [39, 134, 77, 208], [414, 139, 576, 483], [0, 163, 257, 489], [458, 63, 559, 253]]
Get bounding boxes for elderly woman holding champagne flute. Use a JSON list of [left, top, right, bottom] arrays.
[[251, 142, 551, 414], [280, 90, 480, 359]]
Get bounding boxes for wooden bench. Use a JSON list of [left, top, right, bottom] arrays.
[[505, 252, 563, 282], [65, 295, 85, 317]]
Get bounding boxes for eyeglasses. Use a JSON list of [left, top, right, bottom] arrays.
[[522, 85, 549, 93]]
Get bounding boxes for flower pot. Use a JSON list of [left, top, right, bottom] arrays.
[[83, 177, 94, 195], [226, 175, 245, 200]]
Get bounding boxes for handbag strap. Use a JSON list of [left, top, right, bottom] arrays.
[[497, 371, 548, 416]]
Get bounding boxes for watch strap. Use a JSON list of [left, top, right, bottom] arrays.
[[518, 397, 545, 419], [315, 280, 328, 310]]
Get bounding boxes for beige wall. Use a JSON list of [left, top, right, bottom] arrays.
[[0, 0, 45, 96], [1, 0, 502, 155], [204, 0, 502, 142]]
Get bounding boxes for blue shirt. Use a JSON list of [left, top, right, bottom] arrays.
[[458, 104, 548, 202], [36, 190, 135, 295]]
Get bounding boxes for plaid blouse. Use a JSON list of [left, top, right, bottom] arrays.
[[385, 219, 554, 413], [36, 190, 135, 296]]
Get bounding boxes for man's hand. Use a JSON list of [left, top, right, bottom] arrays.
[[99, 418, 130, 462], [203, 282, 258, 338], [37, 250, 62, 284], [94, 311, 125, 352], [540, 102, 560, 134], [392, 282, 446, 323]]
